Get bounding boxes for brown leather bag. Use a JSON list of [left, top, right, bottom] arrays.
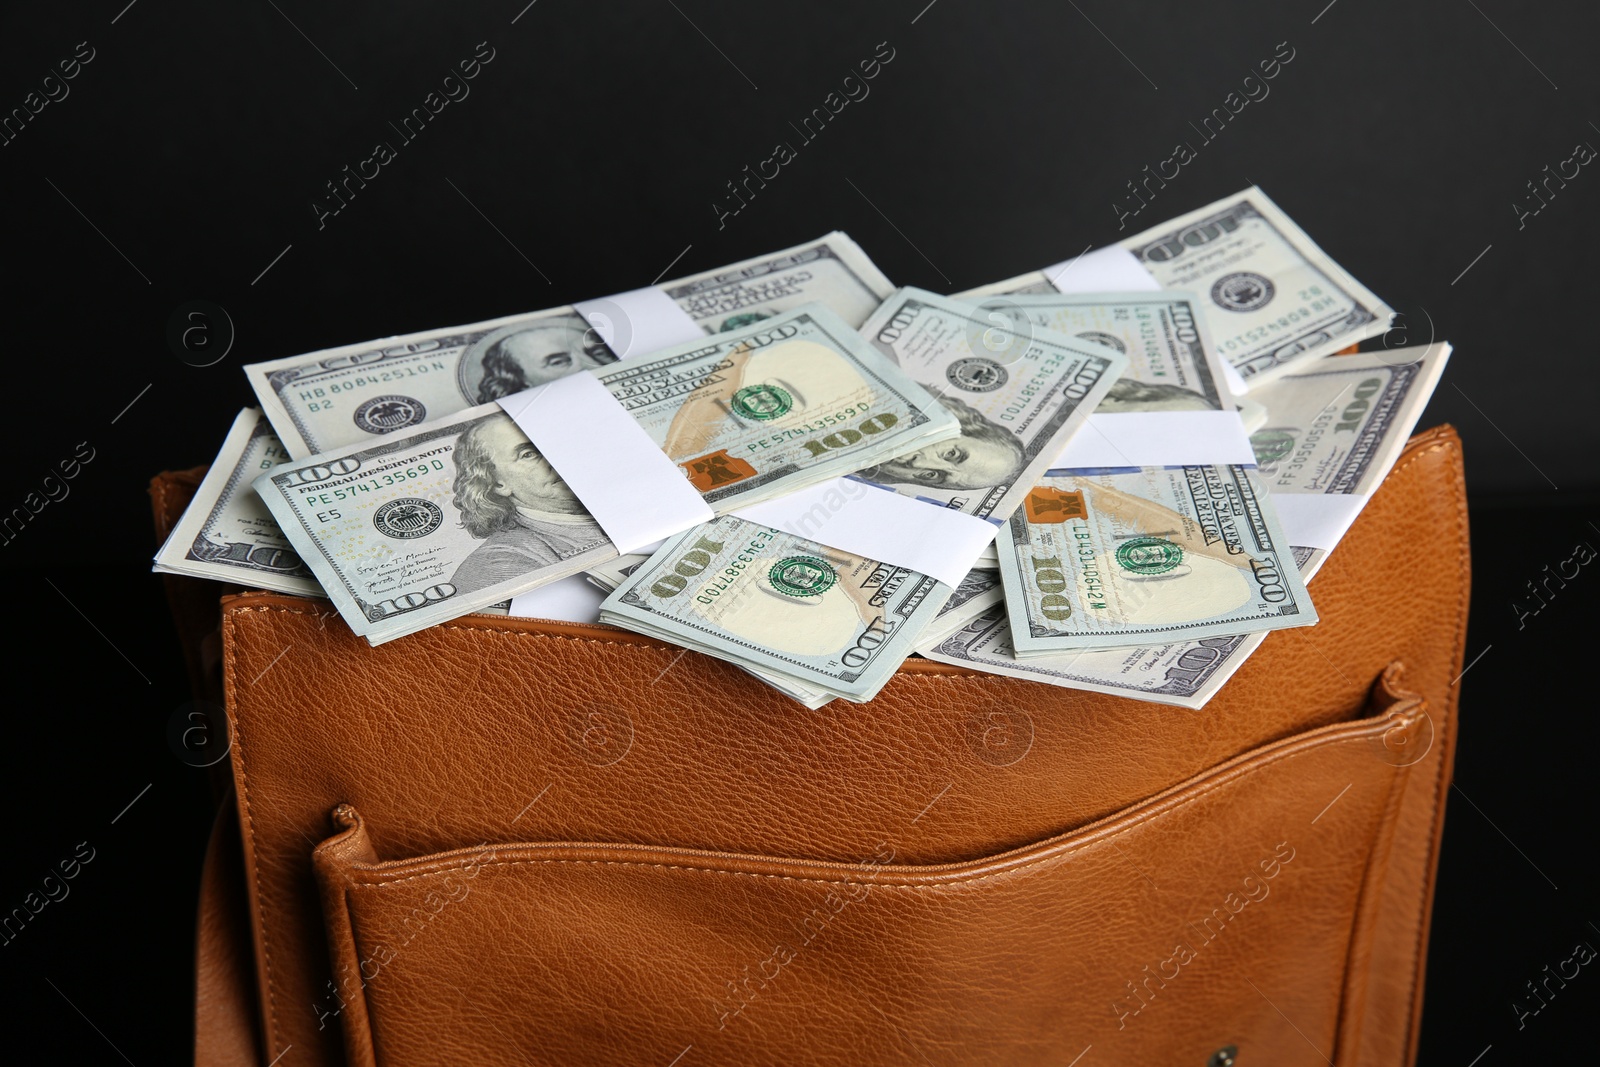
[[153, 425, 1470, 1067]]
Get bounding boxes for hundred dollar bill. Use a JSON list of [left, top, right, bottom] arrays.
[[600, 288, 1128, 703], [920, 343, 1449, 707], [970, 290, 1237, 418], [963, 187, 1393, 390], [583, 554, 648, 596], [583, 555, 836, 708], [152, 409, 322, 596], [919, 603, 1250, 708], [957, 287, 1246, 567], [247, 233, 895, 457], [962, 288, 1232, 555], [991, 289, 1320, 651], [256, 304, 959, 644], [998, 464, 1318, 652], [1246, 342, 1451, 577], [916, 567, 1003, 648], [589, 558, 1000, 698], [587, 558, 997, 702]]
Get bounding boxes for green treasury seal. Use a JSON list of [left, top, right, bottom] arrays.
[[1115, 537, 1183, 575], [731, 383, 793, 421], [1249, 428, 1298, 467], [768, 556, 837, 597]]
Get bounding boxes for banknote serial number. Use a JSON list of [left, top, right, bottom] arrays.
[[742, 402, 872, 451], [297, 461, 447, 511], [293, 360, 448, 411], [1214, 287, 1342, 353]]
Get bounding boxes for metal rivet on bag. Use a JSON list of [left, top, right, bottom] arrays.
[[1208, 1047, 1238, 1067]]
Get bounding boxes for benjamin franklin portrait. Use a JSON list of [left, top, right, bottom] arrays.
[[458, 318, 615, 405], [855, 395, 1026, 491], [1096, 378, 1215, 413], [449, 414, 608, 595]]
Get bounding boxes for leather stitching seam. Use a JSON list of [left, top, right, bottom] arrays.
[[221, 603, 642, 650], [343, 739, 1374, 892]]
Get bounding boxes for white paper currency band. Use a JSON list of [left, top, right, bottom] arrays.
[[733, 478, 998, 587], [1043, 246, 1160, 294], [574, 287, 705, 360], [498, 375, 713, 555], [1270, 492, 1369, 551], [1056, 412, 1258, 469]]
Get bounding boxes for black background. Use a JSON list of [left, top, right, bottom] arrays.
[[1, 0, 1596, 1062]]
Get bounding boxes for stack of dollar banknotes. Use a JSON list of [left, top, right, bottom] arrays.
[[156, 188, 1449, 709]]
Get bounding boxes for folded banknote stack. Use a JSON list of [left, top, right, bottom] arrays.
[[156, 188, 1450, 709]]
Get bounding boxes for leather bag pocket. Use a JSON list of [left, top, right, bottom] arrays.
[[314, 666, 1429, 1067]]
